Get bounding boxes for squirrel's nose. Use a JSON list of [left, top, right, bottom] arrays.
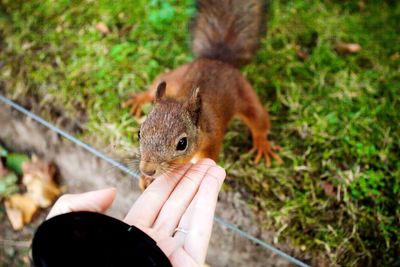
[[139, 160, 157, 177], [142, 169, 156, 177]]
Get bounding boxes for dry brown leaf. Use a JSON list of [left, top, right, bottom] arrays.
[[96, 22, 110, 34], [0, 160, 8, 177], [320, 181, 336, 197], [296, 49, 309, 60], [335, 42, 362, 54], [390, 52, 400, 61], [22, 157, 61, 208], [3, 156, 61, 231], [5, 204, 23, 230], [22, 155, 56, 183], [120, 25, 133, 34], [24, 176, 61, 208], [358, 1, 366, 11], [5, 194, 38, 230]]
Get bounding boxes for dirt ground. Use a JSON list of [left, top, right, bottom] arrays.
[[0, 103, 301, 267]]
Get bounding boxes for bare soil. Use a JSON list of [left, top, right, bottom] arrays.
[[0, 103, 297, 267]]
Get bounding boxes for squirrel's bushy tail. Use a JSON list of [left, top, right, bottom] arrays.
[[190, 0, 267, 68]]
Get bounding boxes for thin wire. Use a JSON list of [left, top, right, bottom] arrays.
[[0, 95, 140, 179], [214, 217, 309, 267], [0, 95, 309, 267]]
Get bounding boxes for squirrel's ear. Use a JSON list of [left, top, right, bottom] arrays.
[[155, 81, 167, 102], [185, 87, 201, 125]]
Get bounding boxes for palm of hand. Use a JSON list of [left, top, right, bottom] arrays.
[[48, 159, 225, 267], [124, 159, 224, 266]]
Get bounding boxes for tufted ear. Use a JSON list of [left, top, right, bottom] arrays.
[[155, 81, 167, 102], [184, 87, 201, 125]]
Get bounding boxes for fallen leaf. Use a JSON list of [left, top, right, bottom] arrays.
[[5, 194, 38, 230], [22, 155, 56, 183], [3, 154, 61, 230], [358, 1, 366, 11], [0, 159, 7, 177], [22, 157, 61, 208], [120, 25, 133, 34], [5, 204, 23, 230], [96, 22, 110, 34], [390, 52, 400, 61], [24, 176, 61, 208], [335, 42, 362, 54], [296, 49, 309, 60], [320, 181, 336, 197]]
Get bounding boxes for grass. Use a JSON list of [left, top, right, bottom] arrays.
[[1, 0, 399, 266]]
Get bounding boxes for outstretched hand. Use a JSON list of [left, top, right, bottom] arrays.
[[47, 159, 226, 267]]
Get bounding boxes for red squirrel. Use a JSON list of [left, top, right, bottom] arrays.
[[124, 0, 282, 190]]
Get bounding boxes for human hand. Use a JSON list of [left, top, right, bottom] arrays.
[[47, 159, 226, 267]]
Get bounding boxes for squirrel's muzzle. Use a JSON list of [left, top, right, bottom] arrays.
[[139, 161, 158, 177]]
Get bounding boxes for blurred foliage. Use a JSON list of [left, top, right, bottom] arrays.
[[0, 145, 8, 157], [5, 153, 29, 176], [0, 0, 399, 266], [0, 172, 19, 199], [0, 146, 19, 199]]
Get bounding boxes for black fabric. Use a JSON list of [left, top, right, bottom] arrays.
[[31, 211, 172, 267]]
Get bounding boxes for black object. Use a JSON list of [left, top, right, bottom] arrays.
[[31, 211, 172, 267]]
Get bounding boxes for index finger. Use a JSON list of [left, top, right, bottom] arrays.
[[177, 166, 226, 265], [124, 163, 191, 227]]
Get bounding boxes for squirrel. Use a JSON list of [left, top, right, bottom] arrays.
[[124, 0, 282, 190]]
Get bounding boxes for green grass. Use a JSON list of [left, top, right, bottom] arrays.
[[1, 0, 399, 266]]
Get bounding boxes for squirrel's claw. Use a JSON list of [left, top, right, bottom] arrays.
[[250, 138, 283, 167], [139, 176, 155, 192], [123, 92, 152, 118]]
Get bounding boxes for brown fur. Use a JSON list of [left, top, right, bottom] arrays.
[[191, 0, 267, 67], [124, 0, 281, 191]]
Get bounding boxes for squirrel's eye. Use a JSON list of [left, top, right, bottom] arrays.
[[137, 130, 141, 140], [176, 137, 188, 151]]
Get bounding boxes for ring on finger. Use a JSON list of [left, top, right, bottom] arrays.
[[173, 227, 188, 236]]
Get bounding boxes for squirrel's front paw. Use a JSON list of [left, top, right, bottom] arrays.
[[123, 92, 152, 117], [250, 137, 283, 167], [139, 176, 155, 192]]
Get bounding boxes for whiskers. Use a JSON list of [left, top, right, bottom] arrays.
[[102, 152, 141, 181], [160, 162, 224, 183], [104, 153, 223, 188]]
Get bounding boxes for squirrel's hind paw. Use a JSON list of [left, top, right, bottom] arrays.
[[250, 138, 283, 167]]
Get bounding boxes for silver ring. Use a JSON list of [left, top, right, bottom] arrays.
[[173, 227, 188, 236]]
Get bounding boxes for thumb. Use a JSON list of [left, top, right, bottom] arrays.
[[46, 188, 117, 219]]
